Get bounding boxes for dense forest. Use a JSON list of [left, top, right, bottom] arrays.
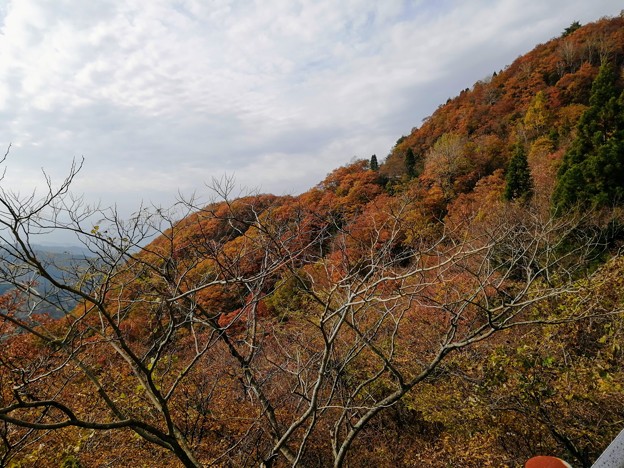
[[1, 14, 624, 467]]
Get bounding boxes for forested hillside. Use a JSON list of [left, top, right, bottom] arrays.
[[0, 15, 623, 467]]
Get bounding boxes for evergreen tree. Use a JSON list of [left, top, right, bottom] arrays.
[[561, 21, 581, 37], [552, 63, 624, 211], [504, 143, 533, 201], [405, 147, 417, 178], [370, 154, 379, 171]]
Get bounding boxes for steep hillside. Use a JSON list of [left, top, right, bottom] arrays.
[[382, 15, 624, 212], [1, 15, 623, 468]]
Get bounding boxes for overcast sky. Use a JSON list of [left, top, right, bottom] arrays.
[[0, 0, 622, 223]]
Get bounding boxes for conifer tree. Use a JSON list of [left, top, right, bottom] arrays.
[[405, 147, 417, 178], [370, 154, 379, 171], [552, 63, 624, 211], [504, 143, 533, 201], [561, 20, 581, 37]]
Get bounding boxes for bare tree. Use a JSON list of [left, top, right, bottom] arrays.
[[0, 152, 612, 467]]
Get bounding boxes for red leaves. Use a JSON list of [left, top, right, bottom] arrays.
[[217, 293, 269, 334]]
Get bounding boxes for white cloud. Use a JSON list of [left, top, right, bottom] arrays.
[[0, 0, 621, 223]]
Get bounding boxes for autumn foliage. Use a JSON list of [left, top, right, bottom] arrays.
[[1, 15, 624, 468]]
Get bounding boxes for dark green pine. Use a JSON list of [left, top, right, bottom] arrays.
[[552, 63, 624, 211], [504, 143, 533, 202]]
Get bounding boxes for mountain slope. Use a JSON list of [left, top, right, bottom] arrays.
[[1, 15, 624, 468], [381, 15, 624, 208]]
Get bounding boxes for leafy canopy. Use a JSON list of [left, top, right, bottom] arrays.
[[552, 63, 624, 211]]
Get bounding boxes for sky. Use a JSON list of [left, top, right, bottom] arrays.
[[0, 0, 622, 228]]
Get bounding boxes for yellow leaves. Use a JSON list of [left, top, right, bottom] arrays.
[[422, 133, 472, 199], [593, 368, 621, 394], [524, 91, 551, 136]]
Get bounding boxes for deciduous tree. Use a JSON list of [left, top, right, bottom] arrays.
[[0, 148, 615, 467]]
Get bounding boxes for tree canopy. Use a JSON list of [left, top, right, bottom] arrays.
[[504, 143, 533, 202], [553, 63, 624, 211], [2, 14, 624, 468]]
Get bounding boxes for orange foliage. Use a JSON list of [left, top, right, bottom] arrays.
[[3, 15, 624, 468]]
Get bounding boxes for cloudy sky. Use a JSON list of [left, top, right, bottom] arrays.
[[0, 0, 621, 220]]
